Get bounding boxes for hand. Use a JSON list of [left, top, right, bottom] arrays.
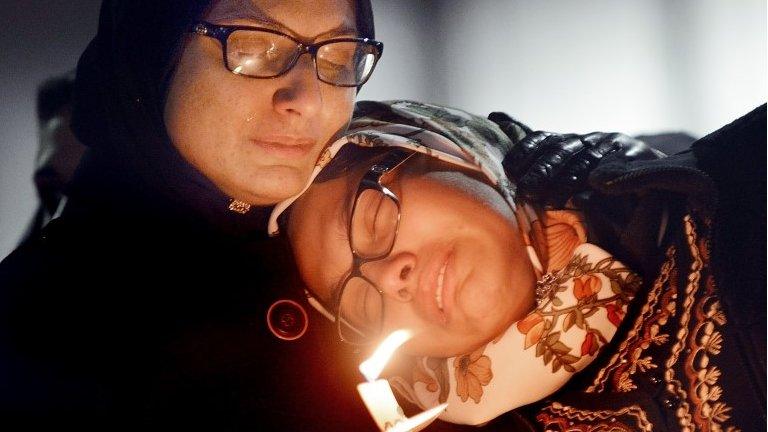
[[498, 129, 663, 207]]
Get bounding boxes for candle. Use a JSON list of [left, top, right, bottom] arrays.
[[357, 379, 407, 430], [355, 330, 448, 431], [389, 404, 449, 432]]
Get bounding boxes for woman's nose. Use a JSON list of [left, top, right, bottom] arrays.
[[363, 252, 417, 302], [272, 54, 322, 118]]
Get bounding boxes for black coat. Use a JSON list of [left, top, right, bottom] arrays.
[[0, 0, 377, 430], [0, 152, 378, 432]]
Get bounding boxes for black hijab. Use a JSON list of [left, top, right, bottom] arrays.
[[70, 0, 374, 236]]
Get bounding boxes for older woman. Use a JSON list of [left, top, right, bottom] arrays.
[[0, 0, 382, 429]]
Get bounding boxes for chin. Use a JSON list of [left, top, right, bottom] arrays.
[[240, 185, 301, 205], [226, 165, 307, 205]]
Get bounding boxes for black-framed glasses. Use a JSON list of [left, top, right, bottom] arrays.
[[190, 21, 384, 87], [314, 149, 416, 345]]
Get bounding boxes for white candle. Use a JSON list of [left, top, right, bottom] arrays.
[[357, 379, 407, 431], [355, 330, 448, 431], [389, 403, 449, 432]]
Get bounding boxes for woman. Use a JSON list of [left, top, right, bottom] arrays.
[[0, 0, 383, 429], [280, 100, 766, 431]]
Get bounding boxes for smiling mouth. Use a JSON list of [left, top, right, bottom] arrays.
[[436, 260, 448, 311], [421, 247, 455, 325]]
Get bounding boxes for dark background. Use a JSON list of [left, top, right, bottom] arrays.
[[1, 0, 101, 256]]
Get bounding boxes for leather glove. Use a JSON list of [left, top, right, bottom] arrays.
[[490, 111, 664, 207]]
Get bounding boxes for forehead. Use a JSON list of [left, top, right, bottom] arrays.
[[207, 0, 357, 39]]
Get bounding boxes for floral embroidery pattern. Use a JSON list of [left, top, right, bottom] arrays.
[[388, 356, 450, 410], [518, 252, 641, 373], [663, 216, 706, 429], [453, 345, 493, 403], [585, 215, 738, 431], [413, 357, 450, 404], [669, 216, 738, 431], [530, 210, 588, 272], [517, 312, 546, 349], [537, 402, 653, 432], [581, 331, 599, 357], [587, 246, 677, 393], [573, 274, 601, 299], [605, 302, 626, 327], [412, 360, 437, 393]]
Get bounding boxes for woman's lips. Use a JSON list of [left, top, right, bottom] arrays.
[[439, 251, 456, 323], [249, 136, 316, 159], [419, 247, 456, 325], [436, 261, 447, 311]]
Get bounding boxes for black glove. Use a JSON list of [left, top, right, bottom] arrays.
[[490, 112, 663, 207]]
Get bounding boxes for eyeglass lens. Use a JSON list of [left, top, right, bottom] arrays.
[[338, 276, 384, 343], [226, 29, 378, 85], [338, 189, 399, 342], [350, 189, 399, 258]]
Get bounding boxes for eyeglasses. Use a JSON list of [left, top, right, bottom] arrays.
[[190, 21, 383, 87], [320, 149, 416, 345]]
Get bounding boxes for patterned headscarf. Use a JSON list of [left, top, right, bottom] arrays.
[[268, 100, 523, 234]]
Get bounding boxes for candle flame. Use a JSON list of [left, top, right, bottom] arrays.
[[388, 403, 449, 432], [359, 329, 412, 382]]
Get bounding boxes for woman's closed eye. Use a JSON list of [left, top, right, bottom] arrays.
[[367, 194, 386, 240], [320, 60, 347, 72], [340, 278, 380, 332], [352, 190, 385, 248]]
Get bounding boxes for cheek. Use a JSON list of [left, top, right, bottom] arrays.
[[465, 259, 536, 348], [434, 207, 534, 336], [319, 87, 355, 135], [165, 44, 250, 153], [382, 306, 436, 352]]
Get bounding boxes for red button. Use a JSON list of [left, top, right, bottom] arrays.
[[266, 299, 308, 341]]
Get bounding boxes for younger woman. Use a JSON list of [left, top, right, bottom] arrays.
[[278, 100, 765, 431]]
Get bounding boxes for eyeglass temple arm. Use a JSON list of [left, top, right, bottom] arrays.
[[304, 290, 368, 338], [190, 22, 231, 42]]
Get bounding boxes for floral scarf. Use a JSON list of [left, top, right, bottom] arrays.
[[268, 100, 639, 425]]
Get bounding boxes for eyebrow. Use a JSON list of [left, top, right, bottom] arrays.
[[214, 1, 358, 41], [314, 23, 359, 41]]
